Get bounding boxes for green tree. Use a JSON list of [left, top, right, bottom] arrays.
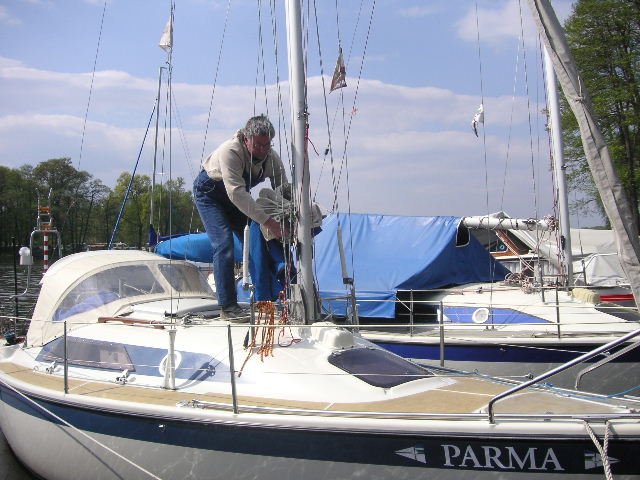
[[32, 158, 96, 253], [108, 174, 202, 247], [0, 166, 37, 249], [154, 177, 203, 239], [561, 0, 640, 226], [2, 158, 201, 253], [78, 179, 111, 248], [109, 173, 152, 248]]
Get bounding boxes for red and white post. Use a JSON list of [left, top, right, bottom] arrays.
[[43, 232, 49, 272]]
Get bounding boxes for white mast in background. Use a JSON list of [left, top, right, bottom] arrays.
[[544, 46, 573, 286]]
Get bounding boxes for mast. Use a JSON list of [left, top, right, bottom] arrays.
[[285, 0, 317, 323], [149, 66, 164, 247], [527, 0, 640, 307], [543, 46, 573, 286]]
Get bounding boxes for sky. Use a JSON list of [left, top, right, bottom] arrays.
[[1, 0, 598, 229]]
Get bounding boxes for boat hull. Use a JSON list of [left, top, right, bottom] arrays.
[[369, 337, 640, 394], [0, 380, 638, 480]]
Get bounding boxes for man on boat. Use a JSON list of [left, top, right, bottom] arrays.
[[193, 115, 289, 321]]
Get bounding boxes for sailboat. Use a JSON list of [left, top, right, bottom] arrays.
[[304, 4, 640, 395], [1, 1, 640, 479]]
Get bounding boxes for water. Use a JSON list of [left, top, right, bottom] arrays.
[[0, 256, 42, 480], [0, 256, 41, 337]]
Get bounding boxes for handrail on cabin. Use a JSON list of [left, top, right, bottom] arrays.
[[98, 317, 165, 329], [487, 327, 640, 423]]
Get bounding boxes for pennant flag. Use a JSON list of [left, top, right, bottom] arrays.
[[471, 103, 484, 137], [330, 47, 347, 92], [159, 17, 173, 51]]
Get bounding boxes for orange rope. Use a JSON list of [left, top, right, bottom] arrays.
[[238, 300, 300, 376]]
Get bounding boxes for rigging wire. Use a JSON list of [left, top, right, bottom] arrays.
[[149, 66, 165, 245], [198, 0, 233, 167], [269, 0, 296, 293], [306, 0, 375, 315], [59, 0, 108, 248], [310, 0, 341, 216], [473, 0, 500, 311], [312, 0, 368, 206], [108, 104, 157, 248], [170, 89, 201, 235], [254, 0, 271, 119], [331, 0, 376, 202], [516, 0, 545, 287], [499, 37, 522, 210], [308, 0, 346, 309], [77, 0, 108, 173], [473, 1, 489, 224]]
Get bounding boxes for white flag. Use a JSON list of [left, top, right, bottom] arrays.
[[471, 103, 484, 137], [159, 17, 173, 52]]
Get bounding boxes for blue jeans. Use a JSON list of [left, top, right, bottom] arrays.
[[193, 170, 247, 308], [248, 220, 294, 302]]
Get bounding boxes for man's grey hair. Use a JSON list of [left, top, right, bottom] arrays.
[[242, 115, 275, 139]]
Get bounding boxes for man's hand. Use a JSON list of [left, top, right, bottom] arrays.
[[263, 218, 290, 240]]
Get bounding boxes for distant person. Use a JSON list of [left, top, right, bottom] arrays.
[[193, 115, 289, 321]]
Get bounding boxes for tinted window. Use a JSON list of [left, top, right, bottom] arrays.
[[328, 347, 432, 388], [53, 265, 165, 322], [158, 263, 213, 295], [38, 337, 134, 371]]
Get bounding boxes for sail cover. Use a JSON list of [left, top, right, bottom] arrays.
[[155, 233, 243, 263], [314, 213, 510, 318]]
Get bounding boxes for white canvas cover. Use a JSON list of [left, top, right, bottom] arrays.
[[26, 250, 211, 347]]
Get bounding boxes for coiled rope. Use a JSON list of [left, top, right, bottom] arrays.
[[238, 299, 300, 376]]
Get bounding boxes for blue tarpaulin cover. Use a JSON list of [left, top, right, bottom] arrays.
[[155, 232, 242, 263], [155, 213, 509, 319], [314, 213, 509, 318]]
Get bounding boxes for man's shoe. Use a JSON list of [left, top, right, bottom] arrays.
[[220, 304, 249, 323]]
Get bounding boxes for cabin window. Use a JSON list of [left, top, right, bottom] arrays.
[[53, 265, 165, 322], [158, 263, 213, 295], [37, 337, 134, 371], [328, 347, 432, 388]]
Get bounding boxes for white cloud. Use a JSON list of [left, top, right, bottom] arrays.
[[0, 6, 22, 26], [455, 0, 575, 46], [0, 58, 554, 221]]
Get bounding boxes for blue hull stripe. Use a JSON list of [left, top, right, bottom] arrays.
[[374, 342, 640, 363]]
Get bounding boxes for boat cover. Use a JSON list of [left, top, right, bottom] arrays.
[[314, 213, 509, 318], [155, 232, 243, 263], [155, 214, 510, 318]]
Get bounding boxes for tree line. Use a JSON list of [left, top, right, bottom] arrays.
[[561, 0, 640, 228], [0, 158, 203, 256]]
